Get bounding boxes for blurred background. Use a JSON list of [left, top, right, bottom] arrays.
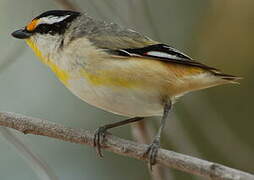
[[0, 0, 253, 179]]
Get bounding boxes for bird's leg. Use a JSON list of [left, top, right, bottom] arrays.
[[144, 99, 172, 170], [93, 117, 144, 157]]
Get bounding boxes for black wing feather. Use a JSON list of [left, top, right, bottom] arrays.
[[108, 44, 218, 71]]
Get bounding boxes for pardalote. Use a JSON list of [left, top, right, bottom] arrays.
[[12, 10, 240, 168]]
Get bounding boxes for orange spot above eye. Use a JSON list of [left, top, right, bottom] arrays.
[[26, 19, 39, 31]]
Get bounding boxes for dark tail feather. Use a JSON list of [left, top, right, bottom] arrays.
[[212, 71, 242, 84]]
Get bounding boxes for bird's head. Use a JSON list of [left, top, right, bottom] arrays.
[[12, 10, 81, 56]]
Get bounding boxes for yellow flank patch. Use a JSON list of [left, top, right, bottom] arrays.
[[79, 69, 137, 88], [186, 67, 204, 74], [166, 63, 205, 78], [25, 39, 70, 86], [26, 19, 39, 31]]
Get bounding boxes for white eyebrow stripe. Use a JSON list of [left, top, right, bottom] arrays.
[[38, 15, 71, 25]]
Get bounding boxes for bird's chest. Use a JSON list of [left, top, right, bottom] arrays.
[[64, 68, 164, 117], [44, 50, 164, 116]]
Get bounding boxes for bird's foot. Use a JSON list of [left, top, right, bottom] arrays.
[[93, 126, 108, 157], [144, 137, 160, 170]]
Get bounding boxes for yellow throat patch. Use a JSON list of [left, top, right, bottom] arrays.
[[25, 39, 143, 89], [25, 39, 70, 86]]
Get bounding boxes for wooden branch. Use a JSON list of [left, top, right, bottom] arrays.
[[0, 112, 253, 180]]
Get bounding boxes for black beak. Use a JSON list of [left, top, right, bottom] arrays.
[[11, 29, 32, 39]]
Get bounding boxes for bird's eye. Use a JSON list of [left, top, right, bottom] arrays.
[[55, 24, 61, 28], [34, 24, 51, 34], [41, 25, 47, 31], [33, 15, 76, 35]]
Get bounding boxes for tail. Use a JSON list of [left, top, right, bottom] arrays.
[[212, 71, 242, 84]]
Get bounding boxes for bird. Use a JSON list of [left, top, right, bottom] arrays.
[[11, 10, 240, 168]]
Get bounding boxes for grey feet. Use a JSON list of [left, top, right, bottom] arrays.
[[144, 137, 160, 170], [93, 117, 145, 158], [144, 99, 171, 169], [94, 124, 161, 170], [93, 126, 107, 157]]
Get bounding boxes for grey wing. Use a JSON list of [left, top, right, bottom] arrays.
[[70, 13, 158, 49], [70, 14, 218, 71]]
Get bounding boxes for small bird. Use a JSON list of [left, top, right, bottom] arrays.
[[12, 10, 240, 168]]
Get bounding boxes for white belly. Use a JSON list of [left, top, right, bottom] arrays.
[[67, 78, 164, 117]]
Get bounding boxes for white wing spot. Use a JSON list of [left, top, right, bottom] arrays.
[[146, 51, 178, 59]]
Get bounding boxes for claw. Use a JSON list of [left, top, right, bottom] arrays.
[[144, 138, 160, 170], [93, 126, 107, 157]]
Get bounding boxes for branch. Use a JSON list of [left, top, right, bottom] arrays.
[[0, 112, 253, 180]]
